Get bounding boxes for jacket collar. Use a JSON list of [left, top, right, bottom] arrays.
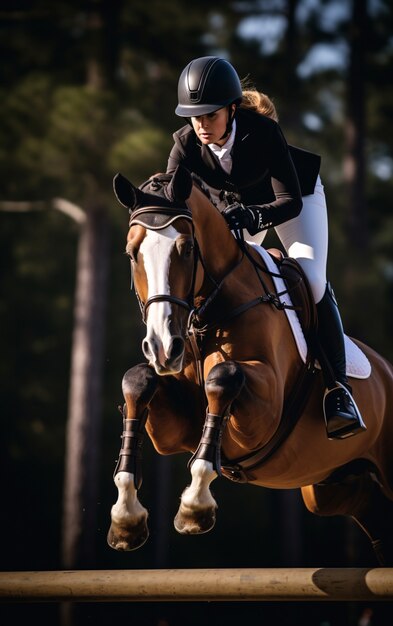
[[197, 109, 253, 183]]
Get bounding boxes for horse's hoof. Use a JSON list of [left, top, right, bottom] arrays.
[[107, 519, 149, 551], [174, 506, 216, 535]]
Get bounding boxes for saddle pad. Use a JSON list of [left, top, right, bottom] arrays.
[[249, 242, 371, 380]]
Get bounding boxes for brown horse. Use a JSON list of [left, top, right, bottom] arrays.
[[107, 165, 393, 565]]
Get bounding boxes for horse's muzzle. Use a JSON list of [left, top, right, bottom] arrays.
[[143, 335, 185, 376]]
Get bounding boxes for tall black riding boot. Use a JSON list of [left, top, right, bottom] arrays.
[[316, 283, 367, 439]]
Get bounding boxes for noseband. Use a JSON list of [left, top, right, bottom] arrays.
[[129, 206, 198, 324]]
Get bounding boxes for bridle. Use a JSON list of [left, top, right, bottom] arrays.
[[129, 202, 299, 328], [128, 205, 200, 325], [127, 191, 317, 481], [128, 198, 307, 420]]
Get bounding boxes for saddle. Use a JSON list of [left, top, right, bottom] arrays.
[[267, 248, 318, 349]]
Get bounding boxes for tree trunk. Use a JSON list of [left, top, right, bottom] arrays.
[[61, 0, 119, 572], [61, 202, 109, 568], [282, 0, 301, 132], [344, 0, 368, 252]]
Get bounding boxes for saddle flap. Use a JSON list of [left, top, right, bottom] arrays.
[[268, 250, 318, 341]]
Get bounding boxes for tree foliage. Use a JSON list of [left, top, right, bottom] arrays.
[[1, 4, 393, 622]]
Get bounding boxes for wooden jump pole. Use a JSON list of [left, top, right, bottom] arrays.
[[1, 568, 393, 602]]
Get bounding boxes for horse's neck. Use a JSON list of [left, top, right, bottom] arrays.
[[187, 188, 301, 393], [187, 186, 241, 279]]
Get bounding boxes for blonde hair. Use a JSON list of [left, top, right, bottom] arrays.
[[240, 88, 279, 122]]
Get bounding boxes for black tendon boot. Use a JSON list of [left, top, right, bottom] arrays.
[[316, 283, 367, 439]]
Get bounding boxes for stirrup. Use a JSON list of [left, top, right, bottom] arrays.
[[323, 382, 367, 440]]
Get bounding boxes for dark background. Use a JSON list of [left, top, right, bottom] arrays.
[[1, 1, 393, 624]]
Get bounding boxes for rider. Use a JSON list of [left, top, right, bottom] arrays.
[[166, 55, 366, 440]]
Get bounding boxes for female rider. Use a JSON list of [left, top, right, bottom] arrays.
[[166, 55, 366, 440]]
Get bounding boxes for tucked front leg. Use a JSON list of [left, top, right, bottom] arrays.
[[174, 361, 245, 534], [107, 363, 158, 551]]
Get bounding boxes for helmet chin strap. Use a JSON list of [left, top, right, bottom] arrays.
[[219, 105, 236, 141], [186, 104, 237, 140]]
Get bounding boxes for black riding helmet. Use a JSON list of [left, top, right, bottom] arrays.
[[175, 56, 243, 117]]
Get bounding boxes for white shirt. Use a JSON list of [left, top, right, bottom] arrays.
[[208, 119, 237, 175]]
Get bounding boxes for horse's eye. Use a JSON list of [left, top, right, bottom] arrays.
[[176, 237, 194, 259], [178, 240, 194, 259], [185, 242, 194, 258]]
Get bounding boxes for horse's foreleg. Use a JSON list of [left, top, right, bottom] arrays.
[[174, 361, 245, 535], [107, 363, 158, 551]]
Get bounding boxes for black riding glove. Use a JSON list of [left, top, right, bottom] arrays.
[[223, 203, 268, 235]]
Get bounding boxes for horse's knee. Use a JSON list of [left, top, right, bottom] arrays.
[[115, 364, 159, 488], [122, 363, 159, 413], [205, 361, 245, 411]]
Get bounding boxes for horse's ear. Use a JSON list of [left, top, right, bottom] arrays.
[[113, 173, 141, 209], [165, 165, 193, 203]]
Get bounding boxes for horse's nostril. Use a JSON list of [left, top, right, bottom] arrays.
[[142, 339, 151, 358], [168, 336, 185, 361]]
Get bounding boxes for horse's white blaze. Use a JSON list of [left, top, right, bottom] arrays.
[[110, 471, 147, 525], [141, 227, 178, 365], [180, 459, 217, 510]]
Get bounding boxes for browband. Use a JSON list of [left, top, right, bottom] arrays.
[[129, 206, 193, 230]]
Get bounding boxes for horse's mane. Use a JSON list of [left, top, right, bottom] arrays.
[[139, 171, 220, 209], [190, 173, 218, 206]]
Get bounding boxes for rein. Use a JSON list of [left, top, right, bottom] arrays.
[[129, 194, 317, 480], [128, 205, 246, 329], [128, 201, 301, 384]]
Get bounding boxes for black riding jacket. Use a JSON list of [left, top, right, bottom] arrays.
[[167, 108, 321, 229]]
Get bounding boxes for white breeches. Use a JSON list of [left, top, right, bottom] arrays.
[[246, 176, 328, 304]]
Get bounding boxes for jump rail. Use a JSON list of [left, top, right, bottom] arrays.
[[1, 568, 393, 602]]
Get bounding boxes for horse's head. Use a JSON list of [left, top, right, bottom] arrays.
[[114, 165, 197, 375]]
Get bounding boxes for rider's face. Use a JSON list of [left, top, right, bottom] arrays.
[[191, 107, 232, 146]]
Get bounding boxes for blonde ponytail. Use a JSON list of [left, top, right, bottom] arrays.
[[240, 88, 279, 122]]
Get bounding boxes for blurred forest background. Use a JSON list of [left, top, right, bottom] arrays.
[[1, 0, 393, 625]]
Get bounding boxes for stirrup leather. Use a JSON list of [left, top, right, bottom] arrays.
[[323, 382, 367, 440]]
